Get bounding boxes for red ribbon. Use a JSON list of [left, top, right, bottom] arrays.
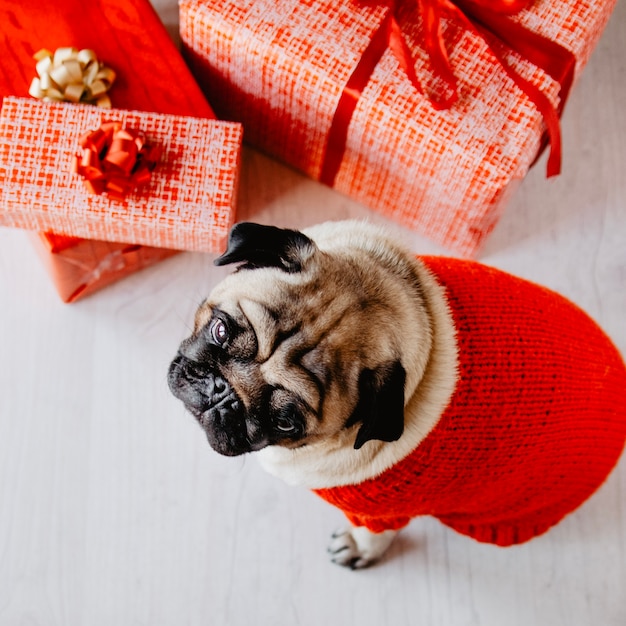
[[71, 122, 160, 199], [319, 0, 576, 186]]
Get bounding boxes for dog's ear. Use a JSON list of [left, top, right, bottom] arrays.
[[349, 361, 406, 450], [214, 222, 316, 273]]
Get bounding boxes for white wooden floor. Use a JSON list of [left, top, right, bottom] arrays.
[[1, 2, 625, 625]]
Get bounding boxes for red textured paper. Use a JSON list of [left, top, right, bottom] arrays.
[[0, 98, 242, 252]]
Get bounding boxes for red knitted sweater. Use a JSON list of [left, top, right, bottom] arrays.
[[314, 257, 626, 546]]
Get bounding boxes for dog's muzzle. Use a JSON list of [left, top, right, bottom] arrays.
[[168, 354, 240, 419], [168, 354, 265, 455]]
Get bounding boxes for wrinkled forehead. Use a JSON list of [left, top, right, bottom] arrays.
[[193, 261, 368, 359], [197, 268, 292, 320], [193, 268, 307, 354], [210, 266, 295, 301]]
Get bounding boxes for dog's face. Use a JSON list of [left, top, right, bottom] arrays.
[[168, 223, 409, 456]]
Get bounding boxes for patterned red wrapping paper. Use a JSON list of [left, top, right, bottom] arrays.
[[180, 0, 616, 256], [0, 97, 242, 251], [0, 0, 237, 301]]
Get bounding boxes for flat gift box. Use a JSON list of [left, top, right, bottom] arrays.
[[0, 97, 243, 252], [29, 232, 179, 303], [0, 0, 231, 301], [180, 0, 616, 256]]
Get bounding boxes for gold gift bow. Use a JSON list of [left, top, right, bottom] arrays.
[[29, 47, 116, 108]]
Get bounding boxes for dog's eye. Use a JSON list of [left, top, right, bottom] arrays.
[[210, 318, 229, 346], [274, 407, 300, 434], [270, 397, 303, 438], [275, 416, 296, 433]]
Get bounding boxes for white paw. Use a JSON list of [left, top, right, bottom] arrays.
[[327, 526, 397, 569]]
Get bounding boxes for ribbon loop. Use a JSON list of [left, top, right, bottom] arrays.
[[400, 0, 576, 175], [72, 123, 160, 199], [321, 0, 576, 184]]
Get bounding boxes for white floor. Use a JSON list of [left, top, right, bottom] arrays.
[[1, 2, 625, 625]]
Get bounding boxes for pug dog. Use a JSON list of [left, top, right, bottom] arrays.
[[168, 220, 626, 569]]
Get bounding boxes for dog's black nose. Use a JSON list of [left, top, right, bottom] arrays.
[[168, 354, 242, 419], [168, 360, 199, 409], [168, 355, 213, 410]]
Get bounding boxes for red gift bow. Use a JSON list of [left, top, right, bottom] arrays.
[[320, 0, 576, 186], [71, 122, 160, 199]]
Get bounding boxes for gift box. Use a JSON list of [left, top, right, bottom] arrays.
[[0, 97, 243, 251], [180, 0, 615, 256], [29, 232, 179, 303], [0, 0, 241, 300]]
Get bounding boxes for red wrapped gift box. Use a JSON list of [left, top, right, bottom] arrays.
[[0, 0, 240, 301], [180, 0, 616, 256], [29, 232, 179, 303], [0, 97, 243, 251]]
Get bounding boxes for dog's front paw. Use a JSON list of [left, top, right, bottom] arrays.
[[328, 527, 397, 569]]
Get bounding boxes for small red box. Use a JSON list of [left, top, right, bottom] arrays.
[[29, 232, 179, 303], [0, 97, 243, 252]]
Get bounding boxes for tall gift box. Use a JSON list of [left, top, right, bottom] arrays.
[[0, 0, 242, 301], [180, 0, 616, 256]]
